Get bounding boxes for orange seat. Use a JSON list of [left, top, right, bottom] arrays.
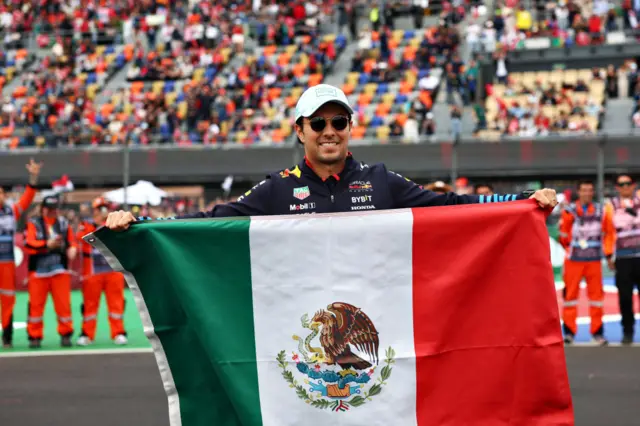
[[272, 128, 284, 143], [285, 96, 297, 108], [351, 126, 366, 139], [357, 93, 373, 106], [100, 103, 115, 116], [9, 137, 19, 149], [364, 59, 377, 74], [263, 45, 277, 56], [375, 103, 391, 117], [131, 81, 144, 94], [16, 49, 28, 60], [395, 113, 408, 127], [308, 74, 323, 87], [399, 81, 413, 94], [342, 83, 356, 95], [124, 44, 134, 62], [13, 86, 27, 98], [293, 63, 306, 78], [268, 87, 282, 101], [388, 39, 399, 49], [1, 127, 12, 138], [371, 31, 380, 42], [277, 53, 291, 67]]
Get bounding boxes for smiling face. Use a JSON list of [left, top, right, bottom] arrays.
[[295, 102, 352, 166], [616, 175, 636, 198]]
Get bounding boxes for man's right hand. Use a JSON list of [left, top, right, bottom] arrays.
[[46, 237, 62, 249], [105, 210, 137, 231]]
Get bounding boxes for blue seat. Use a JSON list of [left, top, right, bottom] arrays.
[[376, 83, 388, 95], [370, 116, 384, 127], [86, 73, 97, 84], [418, 69, 431, 79], [190, 132, 201, 143], [164, 81, 175, 93], [160, 124, 171, 138], [116, 54, 126, 68], [105, 46, 115, 55], [358, 73, 370, 85], [177, 93, 185, 102], [404, 30, 415, 40], [395, 94, 408, 104]]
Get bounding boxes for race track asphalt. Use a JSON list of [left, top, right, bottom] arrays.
[[0, 347, 639, 426]]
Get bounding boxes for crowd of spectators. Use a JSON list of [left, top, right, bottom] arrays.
[[468, 0, 632, 55], [2, 1, 640, 149]]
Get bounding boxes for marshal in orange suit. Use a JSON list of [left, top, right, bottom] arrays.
[[75, 197, 127, 346], [24, 194, 77, 349], [558, 180, 615, 346], [0, 159, 42, 348]]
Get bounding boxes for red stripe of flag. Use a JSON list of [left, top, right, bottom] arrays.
[[412, 200, 574, 425]]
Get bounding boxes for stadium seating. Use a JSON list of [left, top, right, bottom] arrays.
[[478, 68, 606, 140], [342, 28, 445, 142]]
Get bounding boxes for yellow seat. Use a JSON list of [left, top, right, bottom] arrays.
[[86, 83, 98, 100], [153, 81, 165, 95], [285, 45, 298, 56], [382, 93, 395, 106], [6, 67, 15, 81], [392, 29, 404, 41], [221, 48, 232, 63], [409, 38, 421, 49], [96, 46, 106, 56], [105, 53, 115, 64], [123, 102, 133, 115], [346, 72, 360, 85], [323, 34, 336, 43], [281, 120, 292, 136], [165, 92, 178, 107], [291, 87, 304, 98], [78, 73, 88, 82], [376, 126, 391, 140], [363, 83, 378, 95], [177, 101, 188, 119], [235, 131, 248, 143]]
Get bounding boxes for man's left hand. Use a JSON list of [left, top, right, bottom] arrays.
[[529, 188, 558, 209], [26, 158, 43, 186]]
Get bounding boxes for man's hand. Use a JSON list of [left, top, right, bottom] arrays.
[[68, 246, 78, 261], [529, 188, 558, 210], [105, 210, 137, 231], [47, 237, 62, 249], [607, 257, 615, 271], [26, 158, 43, 186]]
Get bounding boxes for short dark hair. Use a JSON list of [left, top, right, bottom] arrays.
[[473, 183, 493, 192], [577, 179, 595, 190], [295, 117, 303, 145]]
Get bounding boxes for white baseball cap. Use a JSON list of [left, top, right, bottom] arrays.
[[295, 84, 354, 122]]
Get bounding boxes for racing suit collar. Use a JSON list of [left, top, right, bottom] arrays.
[[302, 152, 355, 182]]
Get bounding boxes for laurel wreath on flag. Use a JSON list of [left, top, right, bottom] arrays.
[[276, 347, 395, 412]]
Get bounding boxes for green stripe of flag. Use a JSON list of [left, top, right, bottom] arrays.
[[89, 218, 262, 426]]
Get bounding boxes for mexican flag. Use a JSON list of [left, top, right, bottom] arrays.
[[86, 200, 574, 426]]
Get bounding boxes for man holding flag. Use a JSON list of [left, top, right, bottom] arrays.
[[0, 159, 43, 348], [94, 84, 571, 426], [105, 84, 558, 229]]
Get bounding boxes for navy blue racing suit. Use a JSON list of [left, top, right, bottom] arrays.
[[167, 154, 528, 219]]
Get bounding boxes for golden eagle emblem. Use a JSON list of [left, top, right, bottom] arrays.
[[277, 302, 395, 412]]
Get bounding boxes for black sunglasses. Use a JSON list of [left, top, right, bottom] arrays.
[[307, 115, 349, 133], [617, 181, 634, 187]]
